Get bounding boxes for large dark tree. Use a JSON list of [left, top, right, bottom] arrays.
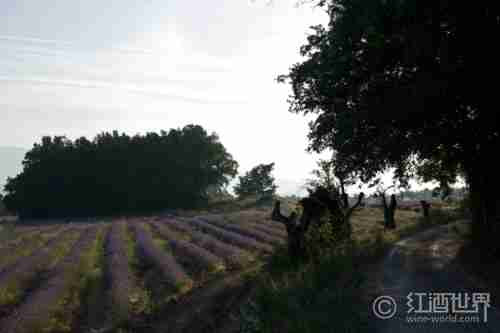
[[3, 125, 238, 218], [280, 1, 500, 254]]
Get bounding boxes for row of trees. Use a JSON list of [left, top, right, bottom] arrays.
[[2, 123, 283, 218], [3, 125, 238, 218]]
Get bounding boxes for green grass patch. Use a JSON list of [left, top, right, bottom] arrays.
[[239, 247, 368, 333]]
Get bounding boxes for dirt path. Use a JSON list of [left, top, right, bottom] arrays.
[[367, 221, 500, 332]]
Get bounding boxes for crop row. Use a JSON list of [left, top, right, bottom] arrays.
[[0, 226, 101, 332], [0, 226, 79, 314], [186, 218, 274, 254], [0, 225, 74, 272], [159, 218, 255, 268], [200, 216, 284, 246], [0, 213, 283, 332], [130, 222, 193, 294], [152, 222, 225, 274], [246, 222, 287, 239]]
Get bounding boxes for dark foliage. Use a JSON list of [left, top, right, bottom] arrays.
[[281, 0, 500, 254], [234, 163, 277, 201], [3, 125, 238, 218], [272, 186, 363, 260], [0, 194, 5, 216]]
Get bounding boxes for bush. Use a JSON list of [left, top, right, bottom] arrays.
[[240, 251, 367, 333]]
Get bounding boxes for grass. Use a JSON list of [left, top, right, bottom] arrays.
[[239, 248, 368, 333], [351, 206, 462, 257], [237, 205, 463, 333]]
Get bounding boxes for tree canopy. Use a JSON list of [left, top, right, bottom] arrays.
[[282, 0, 500, 253], [307, 155, 356, 197], [234, 163, 277, 200], [3, 125, 238, 218]]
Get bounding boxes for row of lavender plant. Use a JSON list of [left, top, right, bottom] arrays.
[[0, 225, 68, 272], [247, 222, 287, 239], [186, 218, 273, 254], [129, 221, 193, 294], [201, 216, 284, 246], [152, 222, 225, 274], [0, 224, 57, 246], [160, 218, 255, 268], [39, 225, 108, 333], [0, 226, 79, 310], [107, 220, 137, 326], [0, 224, 62, 252], [0, 226, 98, 333]]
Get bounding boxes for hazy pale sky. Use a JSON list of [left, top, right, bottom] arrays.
[[0, 0, 336, 195], [0, 0, 447, 196]]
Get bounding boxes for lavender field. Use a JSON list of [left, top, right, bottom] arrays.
[[0, 211, 286, 333]]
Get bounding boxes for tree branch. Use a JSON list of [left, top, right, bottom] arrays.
[[271, 201, 297, 226]]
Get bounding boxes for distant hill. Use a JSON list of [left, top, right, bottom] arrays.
[[0, 146, 26, 193]]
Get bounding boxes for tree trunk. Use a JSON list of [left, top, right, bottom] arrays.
[[340, 181, 349, 209], [382, 194, 396, 229], [388, 194, 397, 229], [468, 167, 500, 256], [286, 227, 306, 260], [271, 200, 318, 261], [420, 200, 431, 220], [271, 190, 364, 260], [465, 153, 500, 257]]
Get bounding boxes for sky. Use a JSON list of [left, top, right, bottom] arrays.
[[0, 0, 447, 196], [0, 0, 336, 195]]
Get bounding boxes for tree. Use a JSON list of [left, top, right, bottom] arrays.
[[272, 186, 364, 260], [420, 200, 431, 220], [281, 1, 500, 255], [307, 155, 356, 209], [3, 125, 238, 218], [234, 163, 277, 201], [370, 181, 398, 229], [376, 188, 397, 230], [0, 193, 5, 216]]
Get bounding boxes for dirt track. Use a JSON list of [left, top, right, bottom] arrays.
[[368, 221, 500, 332]]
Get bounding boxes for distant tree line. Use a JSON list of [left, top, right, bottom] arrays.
[[3, 125, 238, 218]]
